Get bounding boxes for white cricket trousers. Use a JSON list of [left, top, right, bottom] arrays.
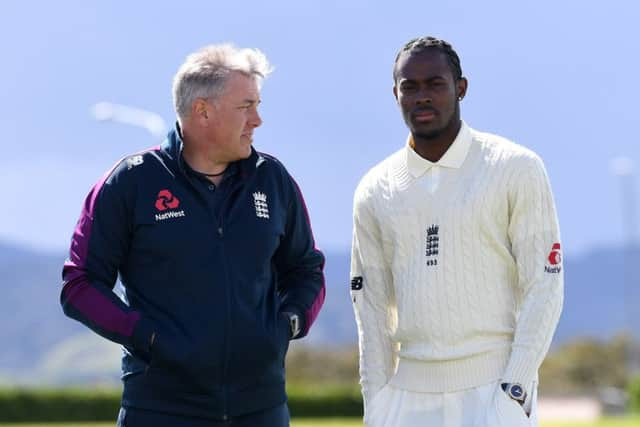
[[364, 380, 538, 427]]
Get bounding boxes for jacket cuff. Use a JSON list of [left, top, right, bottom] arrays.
[[130, 315, 155, 354], [281, 305, 306, 339]]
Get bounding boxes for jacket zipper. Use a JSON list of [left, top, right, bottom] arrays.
[[216, 179, 242, 420]]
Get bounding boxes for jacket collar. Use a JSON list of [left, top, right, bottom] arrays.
[[405, 120, 473, 178]]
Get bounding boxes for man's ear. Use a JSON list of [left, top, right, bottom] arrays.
[[456, 77, 468, 100], [193, 98, 209, 121]]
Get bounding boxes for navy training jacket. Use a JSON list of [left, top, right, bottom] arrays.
[[60, 126, 325, 420]]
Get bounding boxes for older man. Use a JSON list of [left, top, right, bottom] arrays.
[[61, 44, 325, 427]]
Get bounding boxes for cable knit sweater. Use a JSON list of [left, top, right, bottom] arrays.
[[350, 121, 563, 415]]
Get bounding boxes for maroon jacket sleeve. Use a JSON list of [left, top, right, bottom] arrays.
[[60, 162, 155, 353]]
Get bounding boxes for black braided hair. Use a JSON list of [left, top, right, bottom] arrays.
[[393, 36, 463, 81]]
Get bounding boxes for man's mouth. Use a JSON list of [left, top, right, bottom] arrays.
[[412, 108, 437, 122]]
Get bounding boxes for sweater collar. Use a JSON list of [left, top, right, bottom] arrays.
[[405, 120, 472, 178]]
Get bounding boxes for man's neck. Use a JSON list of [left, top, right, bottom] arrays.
[[181, 137, 228, 184]]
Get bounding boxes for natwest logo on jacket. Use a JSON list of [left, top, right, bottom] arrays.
[[155, 189, 180, 211], [154, 189, 186, 222]]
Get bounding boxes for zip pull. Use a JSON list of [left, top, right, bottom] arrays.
[[217, 226, 223, 237]]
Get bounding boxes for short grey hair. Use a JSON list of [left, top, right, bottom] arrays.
[[172, 44, 273, 120]]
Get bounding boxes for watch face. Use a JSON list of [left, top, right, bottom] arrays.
[[509, 385, 524, 400]]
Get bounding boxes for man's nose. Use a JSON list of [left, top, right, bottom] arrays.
[[249, 109, 262, 128], [415, 88, 432, 105]]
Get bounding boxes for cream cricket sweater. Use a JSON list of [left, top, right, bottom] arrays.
[[350, 121, 563, 412]]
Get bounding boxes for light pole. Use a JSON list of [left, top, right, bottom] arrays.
[[90, 102, 167, 140]]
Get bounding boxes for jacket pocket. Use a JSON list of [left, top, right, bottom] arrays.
[[278, 312, 292, 356], [224, 312, 290, 386], [149, 328, 204, 370], [144, 330, 219, 394]]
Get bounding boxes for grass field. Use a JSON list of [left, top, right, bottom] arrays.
[[0, 418, 638, 427]]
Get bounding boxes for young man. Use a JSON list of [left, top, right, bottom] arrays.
[[350, 36, 563, 427], [61, 44, 325, 427]]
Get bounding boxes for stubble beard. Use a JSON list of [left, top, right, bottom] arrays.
[[413, 128, 444, 141], [409, 105, 460, 142]]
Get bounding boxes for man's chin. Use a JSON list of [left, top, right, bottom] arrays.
[[228, 145, 252, 162], [408, 120, 442, 139], [412, 128, 443, 141], [240, 145, 253, 158]]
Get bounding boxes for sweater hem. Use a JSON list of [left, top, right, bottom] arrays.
[[389, 347, 511, 392]]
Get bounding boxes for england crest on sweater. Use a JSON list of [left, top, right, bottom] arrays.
[[425, 224, 439, 267]]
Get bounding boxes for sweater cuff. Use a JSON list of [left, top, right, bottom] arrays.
[[501, 347, 538, 387]]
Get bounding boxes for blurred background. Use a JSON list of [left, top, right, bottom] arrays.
[[1, 0, 639, 424]]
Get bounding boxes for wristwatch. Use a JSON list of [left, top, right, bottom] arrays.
[[282, 312, 300, 339], [501, 383, 526, 406]]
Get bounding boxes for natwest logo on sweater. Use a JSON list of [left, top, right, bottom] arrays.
[[154, 189, 186, 222], [545, 243, 562, 273]]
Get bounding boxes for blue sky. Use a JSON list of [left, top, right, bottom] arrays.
[[2, 1, 638, 256]]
